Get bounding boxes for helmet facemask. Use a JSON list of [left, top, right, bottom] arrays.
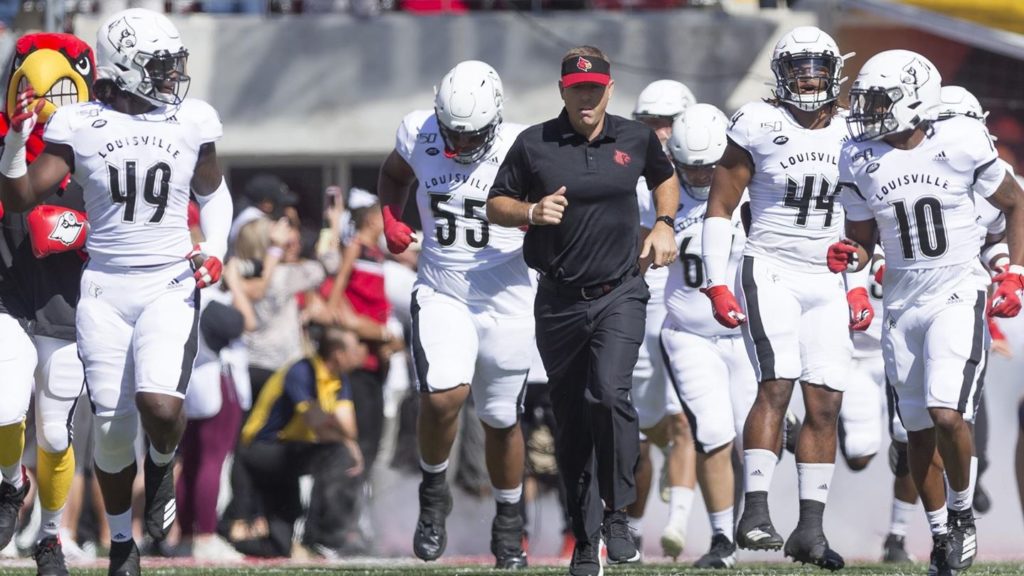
[[437, 119, 498, 165], [128, 48, 190, 106], [674, 160, 715, 200], [772, 52, 841, 112], [848, 86, 904, 142]]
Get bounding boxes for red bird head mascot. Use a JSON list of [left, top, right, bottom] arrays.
[[1, 33, 96, 162]]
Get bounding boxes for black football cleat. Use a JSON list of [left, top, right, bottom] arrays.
[[945, 509, 976, 570], [784, 522, 845, 571], [0, 471, 29, 549], [882, 532, 914, 563], [108, 540, 141, 576], [412, 478, 452, 561], [694, 533, 737, 569], [735, 492, 784, 551], [490, 502, 528, 569], [32, 536, 69, 576], [928, 534, 958, 576]]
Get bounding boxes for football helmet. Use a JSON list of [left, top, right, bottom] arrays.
[[667, 103, 727, 200], [633, 80, 696, 120], [847, 49, 941, 142], [770, 26, 847, 112], [96, 8, 189, 107], [937, 85, 987, 124], [434, 60, 504, 164]]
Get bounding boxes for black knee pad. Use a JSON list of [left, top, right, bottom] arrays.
[[888, 441, 910, 478]]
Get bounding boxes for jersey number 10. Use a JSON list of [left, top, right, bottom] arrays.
[[107, 160, 172, 224]]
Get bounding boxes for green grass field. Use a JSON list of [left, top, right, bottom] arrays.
[[2, 563, 1024, 575]]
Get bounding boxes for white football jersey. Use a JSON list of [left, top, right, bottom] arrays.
[[664, 186, 747, 338], [43, 99, 221, 267], [636, 175, 668, 294], [728, 101, 849, 272], [839, 116, 1002, 307], [397, 110, 527, 272]]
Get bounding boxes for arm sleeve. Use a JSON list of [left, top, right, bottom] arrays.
[[701, 216, 734, 287], [641, 129, 673, 189], [488, 134, 529, 201], [283, 360, 317, 408], [195, 178, 233, 261]]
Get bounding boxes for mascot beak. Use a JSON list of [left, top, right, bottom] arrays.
[[7, 49, 88, 125]]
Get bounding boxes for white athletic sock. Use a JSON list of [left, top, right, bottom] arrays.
[[107, 510, 133, 543], [709, 507, 734, 541], [946, 457, 977, 512], [627, 515, 643, 536], [743, 449, 777, 494], [926, 507, 948, 536], [666, 486, 695, 531], [494, 485, 522, 505], [38, 505, 64, 539], [797, 462, 835, 504], [420, 458, 449, 474], [148, 445, 175, 467], [889, 499, 917, 537], [0, 464, 22, 490]]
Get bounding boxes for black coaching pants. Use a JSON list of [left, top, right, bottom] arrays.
[[535, 273, 648, 542]]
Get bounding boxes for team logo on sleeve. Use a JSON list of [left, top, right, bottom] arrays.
[[50, 211, 86, 247], [106, 17, 137, 53]]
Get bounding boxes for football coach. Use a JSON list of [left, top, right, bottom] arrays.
[[486, 45, 679, 575]]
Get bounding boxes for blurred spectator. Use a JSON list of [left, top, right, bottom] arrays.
[[235, 216, 325, 397], [0, 0, 17, 29], [229, 174, 298, 246], [399, 0, 467, 12], [229, 326, 366, 558]]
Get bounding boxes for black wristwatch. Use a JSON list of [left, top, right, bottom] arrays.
[[655, 215, 674, 228]]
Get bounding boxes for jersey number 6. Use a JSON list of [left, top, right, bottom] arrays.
[[107, 160, 172, 224]]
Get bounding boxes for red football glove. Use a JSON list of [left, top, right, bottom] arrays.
[[701, 285, 746, 329], [826, 240, 860, 274], [989, 268, 1024, 318], [27, 205, 87, 258], [382, 204, 415, 254], [847, 287, 874, 331], [10, 87, 44, 134], [187, 245, 223, 289]]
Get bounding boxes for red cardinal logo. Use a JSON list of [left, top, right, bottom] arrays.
[[614, 150, 631, 166], [576, 57, 592, 72]]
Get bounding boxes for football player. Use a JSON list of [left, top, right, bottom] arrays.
[[628, 78, 695, 561], [0, 9, 232, 575], [700, 26, 854, 569], [833, 50, 1024, 575], [0, 32, 97, 576], [661, 103, 756, 569], [376, 60, 533, 569]]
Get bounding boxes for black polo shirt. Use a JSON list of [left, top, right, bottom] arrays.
[[489, 109, 673, 286]]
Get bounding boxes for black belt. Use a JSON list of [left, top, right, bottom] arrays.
[[539, 270, 635, 301]]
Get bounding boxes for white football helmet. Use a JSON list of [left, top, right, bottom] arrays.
[[667, 103, 727, 200], [770, 26, 847, 112], [937, 85, 987, 124], [434, 60, 504, 164], [848, 49, 942, 142], [96, 8, 189, 107], [633, 80, 696, 120]]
